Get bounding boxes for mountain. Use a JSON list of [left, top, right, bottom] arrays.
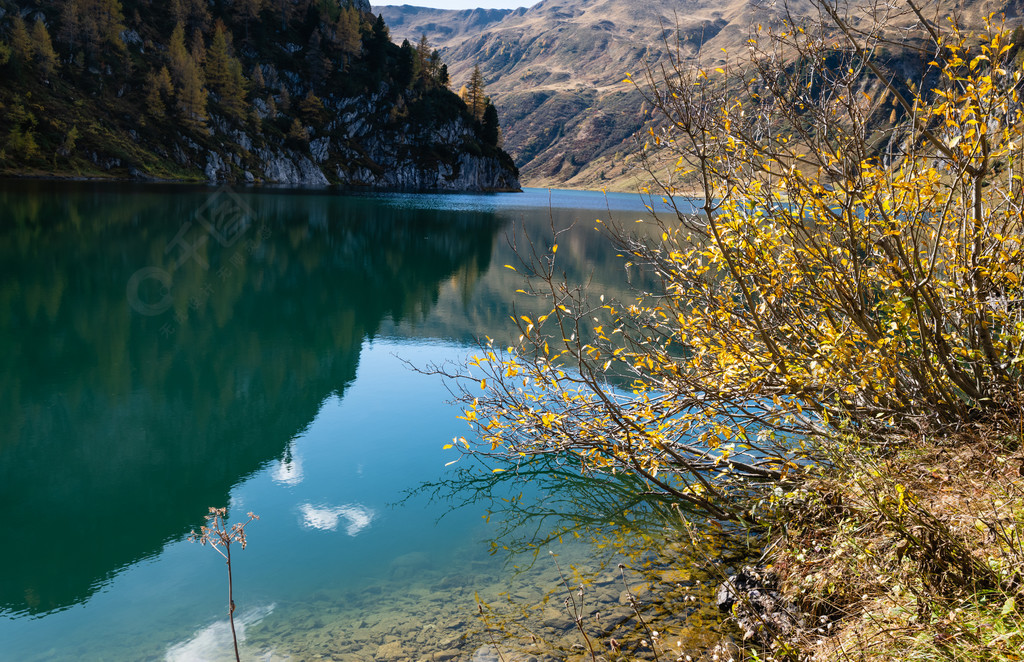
[[0, 0, 519, 191], [376, 0, 1024, 191]]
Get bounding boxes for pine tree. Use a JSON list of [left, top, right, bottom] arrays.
[[235, 0, 263, 42], [224, 58, 249, 120], [168, 23, 207, 127], [58, 125, 79, 158], [190, 28, 206, 66], [298, 91, 326, 126], [416, 34, 431, 80], [58, 0, 84, 51], [272, 0, 296, 31], [372, 14, 389, 43], [397, 39, 416, 88], [9, 16, 32, 64], [335, 5, 360, 59], [31, 19, 58, 76], [286, 117, 309, 144], [145, 65, 174, 118], [205, 22, 232, 95], [481, 101, 500, 147], [177, 59, 209, 128], [306, 30, 332, 86], [366, 13, 390, 69], [428, 49, 442, 83], [94, 0, 127, 50], [168, 23, 190, 81], [170, 0, 211, 35], [58, 0, 127, 58], [278, 84, 291, 113], [251, 64, 265, 91], [466, 65, 486, 121]]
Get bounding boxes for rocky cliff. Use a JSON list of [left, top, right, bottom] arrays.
[[174, 82, 518, 191]]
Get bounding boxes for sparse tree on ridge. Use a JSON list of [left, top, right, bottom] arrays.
[[463, 64, 487, 121]]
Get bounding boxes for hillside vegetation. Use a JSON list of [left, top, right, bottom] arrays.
[[0, 0, 518, 190]]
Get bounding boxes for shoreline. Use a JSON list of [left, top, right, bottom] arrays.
[[0, 171, 524, 195]]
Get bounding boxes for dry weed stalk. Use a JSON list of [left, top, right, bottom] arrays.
[[189, 507, 259, 662]]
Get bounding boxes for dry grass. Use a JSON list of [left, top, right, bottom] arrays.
[[765, 430, 1024, 661]]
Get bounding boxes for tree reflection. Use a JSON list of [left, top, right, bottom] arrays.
[[0, 182, 502, 615]]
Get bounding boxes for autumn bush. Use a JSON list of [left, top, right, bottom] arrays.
[[451, 0, 1024, 522], [447, 0, 1024, 658]]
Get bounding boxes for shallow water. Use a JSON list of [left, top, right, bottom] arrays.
[[0, 182, 727, 661]]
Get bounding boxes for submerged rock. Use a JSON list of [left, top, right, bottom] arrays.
[[375, 641, 406, 661]]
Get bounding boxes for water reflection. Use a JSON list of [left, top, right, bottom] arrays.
[[165, 603, 277, 662], [299, 503, 375, 535], [0, 181, 504, 616], [0, 181, 680, 661], [270, 440, 304, 486]]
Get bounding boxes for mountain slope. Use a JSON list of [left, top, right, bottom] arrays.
[[377, 0, 1024, 191], [0, 0, 519, 191]]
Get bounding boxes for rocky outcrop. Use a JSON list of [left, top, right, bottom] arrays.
[[185, 84, 520, 191]]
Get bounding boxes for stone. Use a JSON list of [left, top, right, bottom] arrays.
[[310, 137, 331, 163], [205, 151, 228, 182], [540, 607, 573, 631], [471, 645, 501, 662], [375, 641, 406, 661]]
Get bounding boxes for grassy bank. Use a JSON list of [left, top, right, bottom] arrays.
[[749, 429, 1024, 662]]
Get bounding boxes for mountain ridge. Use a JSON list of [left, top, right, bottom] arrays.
[[376, 0, 1024, 191]]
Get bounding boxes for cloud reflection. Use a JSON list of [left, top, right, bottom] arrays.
[[271, 441, 304, 486], [299, 503, 374, 536], [165, 603, 275, 661]]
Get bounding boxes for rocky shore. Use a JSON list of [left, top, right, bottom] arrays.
[[229, 540, 746, 662]]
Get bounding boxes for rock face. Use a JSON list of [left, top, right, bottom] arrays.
[[716, 566, 802, 643], [183, 85, 519, 191]]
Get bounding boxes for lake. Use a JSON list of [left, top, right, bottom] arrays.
[[0, 182, 726, 661]]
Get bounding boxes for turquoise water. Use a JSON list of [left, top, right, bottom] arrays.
[[0, 182, 672, 660]]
